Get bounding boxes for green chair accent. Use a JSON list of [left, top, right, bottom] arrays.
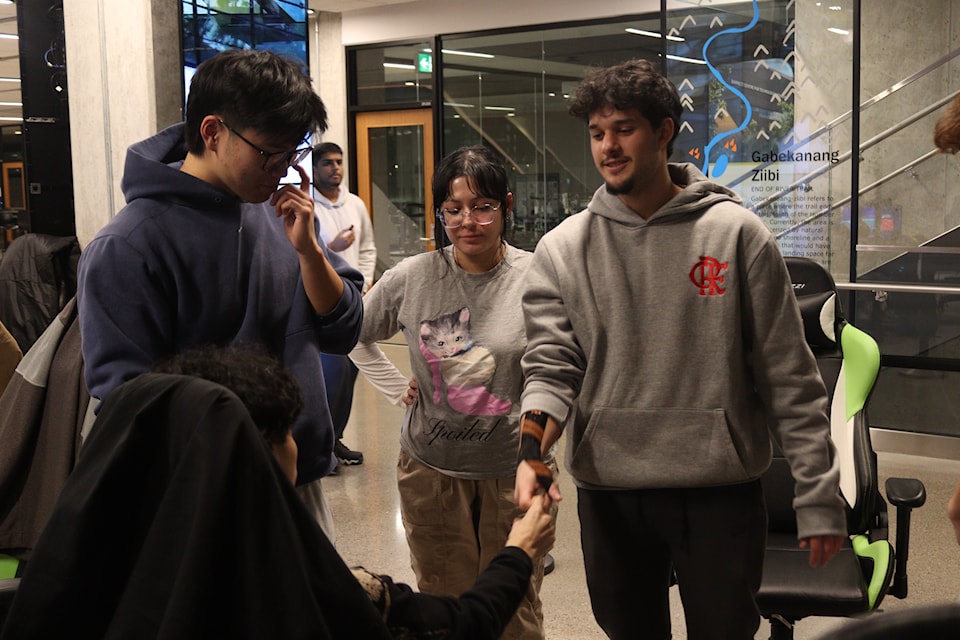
[[851, 534, 894, 610], [0, 554, 19, 580]]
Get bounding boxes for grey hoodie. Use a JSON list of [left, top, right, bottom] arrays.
[[520, 163, 844, 539]]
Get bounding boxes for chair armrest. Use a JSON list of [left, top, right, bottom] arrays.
[[884, 477, 926, 600], [885, 477, 926, 509]]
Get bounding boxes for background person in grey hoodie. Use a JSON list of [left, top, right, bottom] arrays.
[[514, 59, 846, 640]]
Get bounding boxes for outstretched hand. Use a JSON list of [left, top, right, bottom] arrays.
[[506, 494, 556, 561], [514, 459, 562, 511], [272, 164, 318, 254]]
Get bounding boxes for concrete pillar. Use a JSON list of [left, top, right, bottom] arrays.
[[311, 11, 349, 183], [64, 0, 180, 248]]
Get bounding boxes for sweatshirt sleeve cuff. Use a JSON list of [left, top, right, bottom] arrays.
[[795, 504, 847, 540], [520, 389, 570, 427]]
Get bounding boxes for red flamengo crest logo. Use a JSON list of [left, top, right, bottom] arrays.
[[689, 256, 728, 296]]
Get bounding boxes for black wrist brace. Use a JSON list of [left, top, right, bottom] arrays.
[[519, 410, 553, 491]]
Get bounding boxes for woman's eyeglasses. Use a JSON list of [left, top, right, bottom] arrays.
[[437, 203, 501, 229]]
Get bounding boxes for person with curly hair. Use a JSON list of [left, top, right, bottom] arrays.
[[516, 59, 845, 640]]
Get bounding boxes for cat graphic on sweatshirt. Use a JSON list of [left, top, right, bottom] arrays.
[[418, 306, 512, 416]]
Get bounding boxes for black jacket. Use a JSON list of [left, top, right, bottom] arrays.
[[1, 373, 531, 639], [0, 232, 79, 353]]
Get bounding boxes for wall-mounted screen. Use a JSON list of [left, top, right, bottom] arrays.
[[181, 1, 310, 184]]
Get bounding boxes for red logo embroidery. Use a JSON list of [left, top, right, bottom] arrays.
[[689, 256, 728, 296]]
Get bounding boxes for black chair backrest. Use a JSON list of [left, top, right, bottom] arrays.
[[770, 257, 882, 537]]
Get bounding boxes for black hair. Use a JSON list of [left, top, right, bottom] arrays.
[[312, 141, 344, 161], [184, 49, 327, 155], [431, 146, 510, 256], [568, 58, 682, 156], [153, 343, 303, 446]]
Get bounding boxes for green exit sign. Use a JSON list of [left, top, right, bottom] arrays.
[[417, 52, 433, 73]]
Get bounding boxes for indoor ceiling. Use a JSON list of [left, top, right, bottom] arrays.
[[309, 0, 417, 13], [0, 1, 417, 124]]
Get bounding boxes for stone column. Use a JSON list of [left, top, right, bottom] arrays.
[[63, 0, 180, 247]]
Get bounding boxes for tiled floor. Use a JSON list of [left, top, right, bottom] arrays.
[[325, 344, 960, 639]]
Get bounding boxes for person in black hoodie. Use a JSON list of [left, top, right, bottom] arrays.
[[154, 343, 556, 639], [0, 343, 554, 639]]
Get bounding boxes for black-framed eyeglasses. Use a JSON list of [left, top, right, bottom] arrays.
[[437, 202, 502, 229], [218, 119, 311, 173]]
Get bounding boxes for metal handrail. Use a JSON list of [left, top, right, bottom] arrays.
[[856, 245, 960, 255], [836, 282, 960, 295], [761, 91, 957, 215], [773, 148, 940, 239], [727, 45, 960, 190]]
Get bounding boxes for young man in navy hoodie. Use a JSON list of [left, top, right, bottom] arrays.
[[76, 49, 363, 541]]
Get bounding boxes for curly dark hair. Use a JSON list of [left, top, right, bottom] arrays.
[[568, 58, 682, 156], [153, 343, 303, 446]]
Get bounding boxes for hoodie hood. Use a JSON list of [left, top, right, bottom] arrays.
[[586, 162, 742, 227], [120, 122, 238, 212]]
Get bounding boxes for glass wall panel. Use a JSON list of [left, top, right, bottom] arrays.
[[348, 0, 960, 444], [354, 42, 434, 107], [441, 20, 661, 250]]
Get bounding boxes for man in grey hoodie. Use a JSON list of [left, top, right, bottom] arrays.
[[514, 59, 846, 639]]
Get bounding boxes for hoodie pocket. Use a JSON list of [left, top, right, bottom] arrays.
[[569, 407, 751, 489]]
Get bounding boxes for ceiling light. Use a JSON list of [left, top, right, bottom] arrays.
[[0, 34, 18, 40], [423, 47, 494, 59], [0, 101, 21, 106], [443, 49, 493, 58], [383, 62, 415, 70], [483, 106, 515, 111], [625, 28, 684, 42], [0, 117, 23, 122], [666, 54, 707, 65], [0, 77, 19, 83], [827, 27, 849, 35]]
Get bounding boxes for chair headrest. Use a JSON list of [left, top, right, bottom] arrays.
[[784, 256, 841, 349]]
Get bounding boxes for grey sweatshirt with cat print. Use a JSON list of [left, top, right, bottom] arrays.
[[520, 163, 845, 540]]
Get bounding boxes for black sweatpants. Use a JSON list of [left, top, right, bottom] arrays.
[[577, 481, 766, 640]]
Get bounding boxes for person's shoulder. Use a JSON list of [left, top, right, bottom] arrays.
[[505, 243, 533, 263], [90, 199, 176, 247], [342, 190, 366, 206], [382, 250, 442, 279]]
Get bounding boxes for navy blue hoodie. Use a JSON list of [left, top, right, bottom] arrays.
[[77, 123, 364, 483]]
